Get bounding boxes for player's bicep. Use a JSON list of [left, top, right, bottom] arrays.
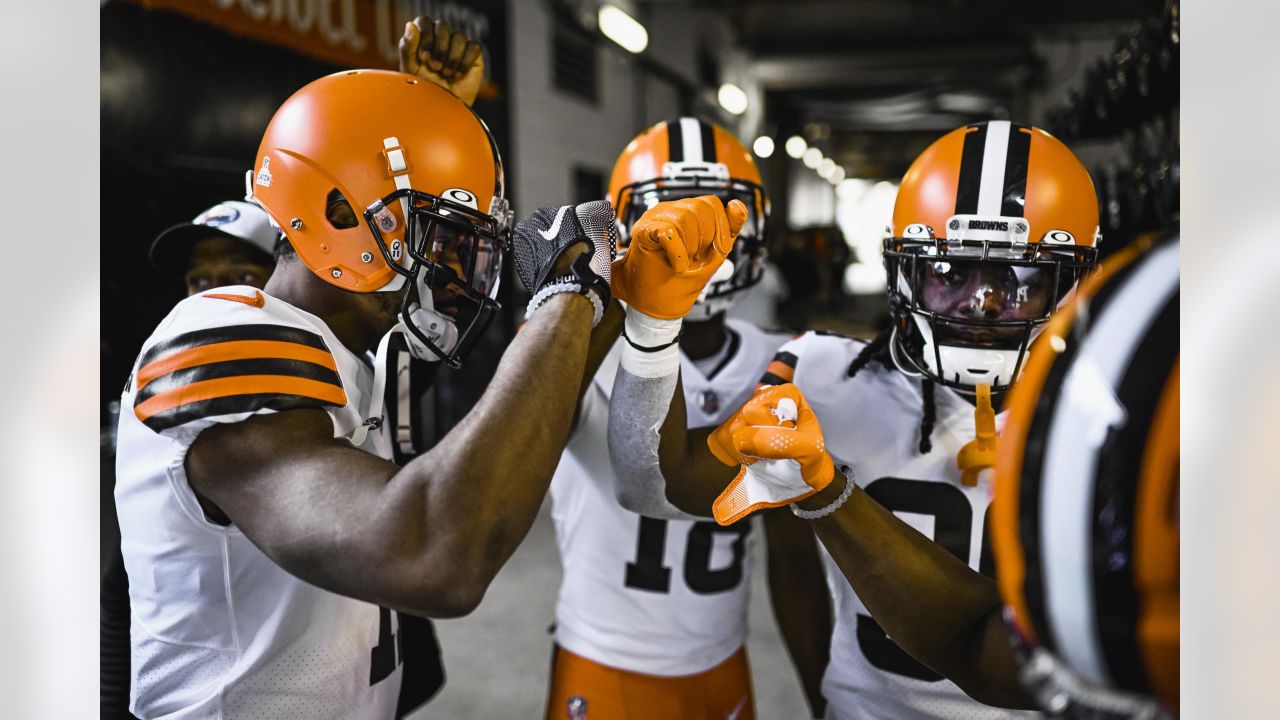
[[186, 409, 400, 587]]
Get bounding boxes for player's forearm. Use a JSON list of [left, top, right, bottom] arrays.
[[577, 299, 623, 404], [807, 477, 1034, 707], [764, 510, 831, 718], [405, 293, 594, 595], [658, 398, 735, 513]]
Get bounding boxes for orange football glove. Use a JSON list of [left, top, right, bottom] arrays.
[[612, 196, 748, 320], [707, 384, 836, 526]]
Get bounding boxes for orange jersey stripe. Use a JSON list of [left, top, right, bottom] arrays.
[[765, 360, 795, 383], [134, 374, 347, 421], [137, 340, 338, 389]]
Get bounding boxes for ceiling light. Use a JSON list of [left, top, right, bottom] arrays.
[[802, 147, 822, 169], [752, 135, 775, 158], [784, 135, 807, 159], [829, 166, 846, 184], [717, 83, 748, 115], [598, 4, 648, 54], [818, 158, 836, 177]]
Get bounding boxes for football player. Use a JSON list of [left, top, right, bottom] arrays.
[[608, 121, 1103, 719], [709, 234, 1179, 718], [112, 62, 630, 717], [544, 118, 823, 719]]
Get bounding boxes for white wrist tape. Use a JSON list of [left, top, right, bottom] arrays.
[[526, 281, 605, 327], [619, 308, 682, 377]]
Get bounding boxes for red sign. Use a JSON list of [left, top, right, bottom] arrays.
[[127, 0, 498, 72]]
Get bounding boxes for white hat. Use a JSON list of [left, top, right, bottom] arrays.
[[150, 201, 280, 273]]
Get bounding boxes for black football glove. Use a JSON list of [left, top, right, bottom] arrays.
[[512, 201, 615, 308]]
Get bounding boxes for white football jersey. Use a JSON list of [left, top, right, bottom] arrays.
[[781, 332, 1042, 720], [115, 287, 405, 719], [550, 318, 790, 676]]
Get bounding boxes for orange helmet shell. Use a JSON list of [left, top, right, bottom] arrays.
[[248, 69, 505, 293], [607, 117, 762, 209], [893, 122, 1099, 248]]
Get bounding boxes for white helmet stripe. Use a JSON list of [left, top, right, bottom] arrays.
[[977, 120, 1012, 216], [679, 117, 704, 162]]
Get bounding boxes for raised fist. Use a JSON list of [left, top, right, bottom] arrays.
[[612, 196, 747, 320], [399, 16, 486, 106]]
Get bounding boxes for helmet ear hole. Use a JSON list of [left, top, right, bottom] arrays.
[[325, 188, 359, 229]]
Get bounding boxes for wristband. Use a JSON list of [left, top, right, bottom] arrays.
[[526, 276, 605, 327], [619, 308, 682, 378], [792, 466, 854, 520]]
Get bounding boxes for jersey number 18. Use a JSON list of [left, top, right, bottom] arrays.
[[624, 516, 751, 594]]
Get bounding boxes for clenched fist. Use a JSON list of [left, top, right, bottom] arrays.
[[708, 384, 836, 526], [612, 196, 747, 320], [399, 16, 486, 106]]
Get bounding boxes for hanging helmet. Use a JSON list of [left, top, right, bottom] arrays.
[[992, 236, 1179, 718], [246, 69, 513, 366], [608, 117, 769, 321], [883, 121, 1100, 393]]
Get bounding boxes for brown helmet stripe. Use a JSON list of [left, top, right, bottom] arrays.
[[954, 123, 988, 215]]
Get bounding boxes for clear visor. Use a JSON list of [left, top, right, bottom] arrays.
[[365, 189, 509, 367]]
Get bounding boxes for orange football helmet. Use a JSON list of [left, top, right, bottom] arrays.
[[883, 121, 1100, 392], [607, 117, 768, 321], [246, 69, 512, 366], [993, 235, 1179, 717]]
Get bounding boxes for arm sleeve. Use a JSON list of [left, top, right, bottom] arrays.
[[606, 363, 705, 520]]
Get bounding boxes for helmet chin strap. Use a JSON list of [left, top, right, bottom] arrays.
[[396, 273, 459, 363]]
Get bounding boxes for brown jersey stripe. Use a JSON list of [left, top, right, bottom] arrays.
[[758, 372, 788, 387], [137, 340, 337, 389], [137, 323, 329, 369], [136, 358, 343, 406], [140, 393, 343, 433], [134, 375, 347, 422], [764, 361, 796, 383]]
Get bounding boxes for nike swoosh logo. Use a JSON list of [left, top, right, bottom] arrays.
[[204, 290, 265, 308], [539, 206, 570, 240]]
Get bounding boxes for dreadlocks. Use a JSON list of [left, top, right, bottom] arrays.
[[845, 326, 937, 455]]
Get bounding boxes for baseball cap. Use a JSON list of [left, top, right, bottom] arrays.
[[150, 201, 281, 274]]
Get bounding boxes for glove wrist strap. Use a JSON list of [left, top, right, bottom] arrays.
[[792, 466, 854, 520]]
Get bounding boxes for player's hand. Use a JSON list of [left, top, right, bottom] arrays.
[[612, 196, 748, 320], [512, 201, 616, 302], [708, 384, 836, 525], [399, 16, 485, 106]]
